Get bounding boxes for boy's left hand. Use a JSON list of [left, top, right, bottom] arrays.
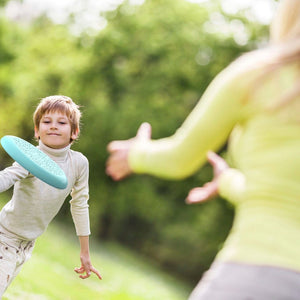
[[74, 256, 102, 280]]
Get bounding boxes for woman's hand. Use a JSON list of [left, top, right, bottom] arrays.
[[106, 122, 152, 181], [186, 151, 229, 204]]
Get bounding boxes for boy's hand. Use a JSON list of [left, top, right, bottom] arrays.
[[74, 255, 102, 280]]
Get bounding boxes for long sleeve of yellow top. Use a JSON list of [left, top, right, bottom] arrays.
[[128, 51, 300, 273]]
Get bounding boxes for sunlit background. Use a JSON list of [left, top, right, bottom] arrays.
[[0, 0, 279, 299], [5, 0, 277, 35]]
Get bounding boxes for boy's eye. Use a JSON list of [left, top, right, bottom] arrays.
[[59, 122, 67, 125], [43, 120, 50, 124]]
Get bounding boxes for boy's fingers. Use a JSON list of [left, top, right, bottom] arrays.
[[92, 267, 102, 280], [79, 273, 90, 279], [75, 266, 102, 280], [74, 267, 84, 274]]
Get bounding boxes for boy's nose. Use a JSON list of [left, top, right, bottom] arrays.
[[50, 123, 58, 129]]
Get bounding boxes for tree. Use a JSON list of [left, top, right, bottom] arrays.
[[72, 0, 267, 281], [0, 0, 270, 282]]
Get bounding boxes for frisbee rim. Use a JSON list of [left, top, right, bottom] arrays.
[[1, 135, 68, 189]]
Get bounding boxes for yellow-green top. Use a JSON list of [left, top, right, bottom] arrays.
[[129, 51, 300, 272]]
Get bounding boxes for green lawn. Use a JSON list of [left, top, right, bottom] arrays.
[[3, 222, 192, 300]]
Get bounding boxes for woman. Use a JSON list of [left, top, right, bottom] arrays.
[[106, 0, 300, 298]]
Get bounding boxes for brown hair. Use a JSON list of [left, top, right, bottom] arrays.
[[33, 95, 81, 140]]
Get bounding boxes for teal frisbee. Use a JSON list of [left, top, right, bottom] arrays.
[[1, 135, 68, 189]]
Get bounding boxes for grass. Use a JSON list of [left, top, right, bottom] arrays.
[[3, 222, 192, 300]]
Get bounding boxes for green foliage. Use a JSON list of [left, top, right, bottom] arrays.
[[0, 0, 9, 7], [0, 0, 270, 283]]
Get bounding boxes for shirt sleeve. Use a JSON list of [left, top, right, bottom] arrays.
[[70, 154, 91, 236], [0, 162, 29, 192], [128, 60, 250, 179], [218, 168, 246, 204]]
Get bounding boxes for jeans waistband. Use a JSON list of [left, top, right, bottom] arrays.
[[0, 224, 35, 250]]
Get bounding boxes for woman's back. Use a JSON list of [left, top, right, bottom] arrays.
[[219, 62, 300, 271]]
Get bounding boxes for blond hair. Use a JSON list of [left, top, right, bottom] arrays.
[[270, 0, 300, 44], [241, 0, 300, 109], [33, 95, 81, 141], [268, 0, 300, 109]]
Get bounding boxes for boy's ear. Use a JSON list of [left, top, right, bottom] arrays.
[[71, 128, 79, 141], [34, 126, 40, 139]]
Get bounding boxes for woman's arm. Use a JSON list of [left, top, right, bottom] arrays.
[[107, 60, 250, 180]]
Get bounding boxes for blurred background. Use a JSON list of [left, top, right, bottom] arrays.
[[0, 0, 277, 298]]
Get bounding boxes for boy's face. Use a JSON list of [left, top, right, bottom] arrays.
[[34, 111, 78, 149]]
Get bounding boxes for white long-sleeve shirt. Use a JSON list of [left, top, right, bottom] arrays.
[[0, 140, 90, 240]]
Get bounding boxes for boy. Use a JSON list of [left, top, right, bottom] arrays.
[[0, 95, 101, 296]]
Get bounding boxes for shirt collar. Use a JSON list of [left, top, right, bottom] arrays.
[[38, 140, 71, 162]]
